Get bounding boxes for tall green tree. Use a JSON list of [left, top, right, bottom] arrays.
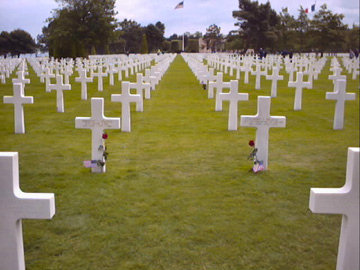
[[118, 19, 144, 53], [233, 0, 279, 50], [140, 33, 149, 54], [345, 25, 360, 51], [203, 24, 223, 52], [145, 23, 165, 52], [278, 8, 297, 51], [0, 31, 11, 56], [41, 0, 117, 58], [1, 29, 37, 57], [310, 4, 347, 52]]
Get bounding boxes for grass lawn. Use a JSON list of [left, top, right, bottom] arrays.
[[0, 54, 359, 270]]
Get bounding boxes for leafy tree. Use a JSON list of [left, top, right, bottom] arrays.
[[155, 21, 165, 35], [0, 31, 11, 56], [169, 34, 178, 40], [278, 8, 297, 51], [145, 23, 164, 52], [345, 25, 360, 51], [233, 0, 280, 50], [109, 30, 126, 54], [192, 31, 203, 38], [225, 31, 243, 51], [203, 24, 222, 52], [162, 40, 171, 52], [170, 40, 181, 53], [310, 4, 347, 52], [140, 34, 149, 54], [42, 0, 117, 58], [7, 29, 37, 57], [118, 19, 144, 53], [186, 39, 199, 52]]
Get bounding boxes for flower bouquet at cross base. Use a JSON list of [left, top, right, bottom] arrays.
[[247, 140, 264, 173], [83, 132, 109, 168]]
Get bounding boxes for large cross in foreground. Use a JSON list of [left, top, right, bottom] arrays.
[[240, 96, 286, 170], [75, 98, 120, 173], [3, 83, 33, 134], [309, 147, 359, 270], [0, 152, 55, 270]]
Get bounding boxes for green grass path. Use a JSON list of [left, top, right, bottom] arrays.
[[0, 55, 359, 270]]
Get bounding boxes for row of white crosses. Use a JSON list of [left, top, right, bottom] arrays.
[[75, 54, 176, 173], [186, 54, 359, 268], [206, 53, 357, 130], [183, 54, 286, 170]]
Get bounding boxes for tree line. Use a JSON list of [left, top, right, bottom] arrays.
[[0, 0, 358, 58], [229, 0, 359, 53]]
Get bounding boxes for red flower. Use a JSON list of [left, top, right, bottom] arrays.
[[249, 140, 255, 147], [102, 133, 108, 139]]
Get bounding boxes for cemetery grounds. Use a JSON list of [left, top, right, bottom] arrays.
[[0, 55, 359, 270]]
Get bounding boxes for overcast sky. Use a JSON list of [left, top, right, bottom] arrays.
[[0, 0, 358, 39]]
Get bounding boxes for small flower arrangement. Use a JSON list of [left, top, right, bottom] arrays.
[[83, 133, 109, 169], [248, 140, 264, 173]]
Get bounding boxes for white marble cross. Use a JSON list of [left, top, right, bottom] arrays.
[[288, 72, 312, 111], [208, 72, 231, 112], [326, 79, 356, 130], [208, 72, 223, 99], [309, 147, 359, 270], [328, 67, 344, 84], [251, 64, 267, 90], [129, 73, 149, 110], [144, 69, 156, 91], [243, 63, 252, 84], [218, 80, 248, 130], [111, 81, 142, 132], [240, 96, 286, 169], [44, 68, 55, 93], [12, 71, 30, 88], [0, 152, 55, 270], [107, 64, 117, 86], [63, 67, 73, 84], [75, 69, 93, 100], [75, 98, 120, 173], [49, 74, 71, 113], [93, 66, 107, 91], [287, 63, 297, 82], [138, 73, 151, 99], [3, 83, 34, 134], [266, 67, 283, 97]]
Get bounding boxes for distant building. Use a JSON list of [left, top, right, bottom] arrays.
[[198, 38, 211, 53], [198, 38, 226, 53]]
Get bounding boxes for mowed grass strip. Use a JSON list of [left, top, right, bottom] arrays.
[[0, 55, 359, 270]]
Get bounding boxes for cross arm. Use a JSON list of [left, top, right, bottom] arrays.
[[75, 117, 91, 129], [15, 191, 55, 219], [310, 187, 350, 215], [102, 117, 121, 129], [269, 116, 286, 128]]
